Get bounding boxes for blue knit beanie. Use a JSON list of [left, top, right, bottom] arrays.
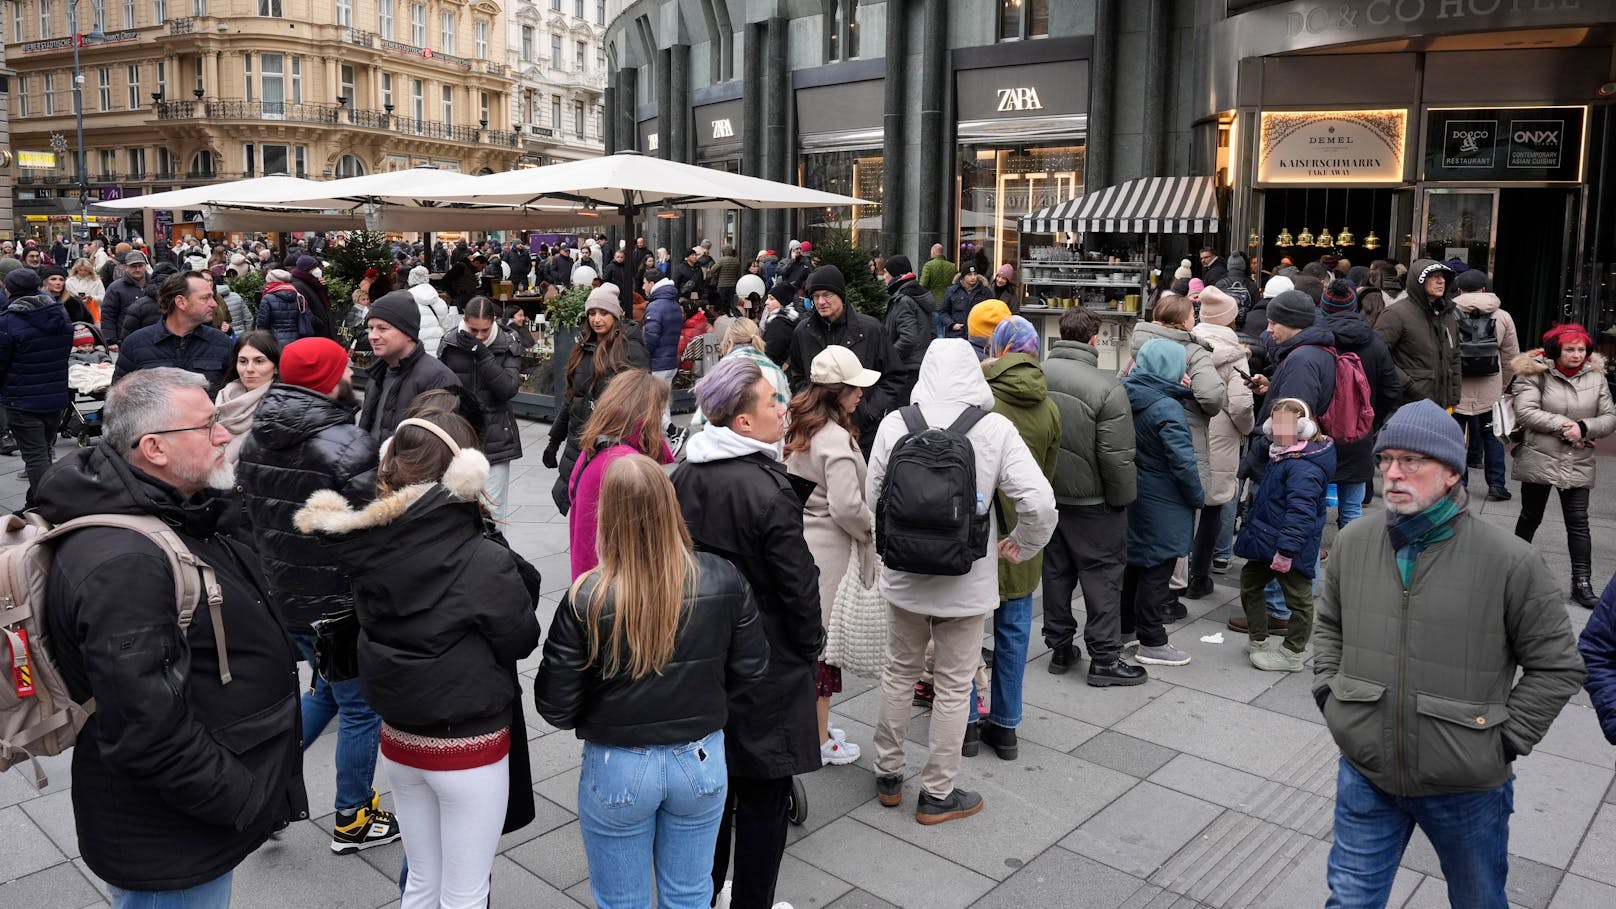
[[1134, 337, 1186, 381], [1373, 399, 1467, 474]]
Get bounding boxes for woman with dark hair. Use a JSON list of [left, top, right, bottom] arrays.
[[295, 409, 541, 909], [439, 296, 525, 518], [543, 285, 650, 513], [1510, 323, 1616, 607], [567, 369, 672, 578], [215, 329, 282, 465], [784, 346, 881, 766]]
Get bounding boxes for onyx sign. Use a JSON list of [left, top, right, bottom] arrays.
[[1423, 107, 1585, 182]]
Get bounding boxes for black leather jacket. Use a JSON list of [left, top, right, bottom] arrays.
[[534, 552, 769, 746]]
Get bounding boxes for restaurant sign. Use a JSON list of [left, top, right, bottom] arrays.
[[1256, 109, 1407, 185], [1423, 106, 1585, 182]]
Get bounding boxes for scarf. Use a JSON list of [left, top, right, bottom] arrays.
[[214, 379, 273, 465], [1268, 439, 1309, 460], [681, 422, 780, 464], [1386, 485, 1466, 587]]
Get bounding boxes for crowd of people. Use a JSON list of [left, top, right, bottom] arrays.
[[5, 226, 1616, 909]]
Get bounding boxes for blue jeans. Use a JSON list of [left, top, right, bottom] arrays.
[[986, 595, 1032, 729], [1335, 481, 1366, 529], [109, 872, 232, 909], [1215, 497, 1236, 562], [578, 730, 728, 909], [293, 633, 382, 812], [1461, 412, 1509, 489], [1326, 757, 1512, 909]]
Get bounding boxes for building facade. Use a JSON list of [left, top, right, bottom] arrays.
[[506, 0, 608, 164], [5, 0, 522, 241], [0, 23, 13, 242]]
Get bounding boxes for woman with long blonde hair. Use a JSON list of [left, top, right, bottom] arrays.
[[536, 454, 769, 909]]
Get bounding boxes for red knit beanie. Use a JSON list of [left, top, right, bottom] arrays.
[[279, 338, 351, 396]]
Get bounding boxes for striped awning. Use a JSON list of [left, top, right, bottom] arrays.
[[1020, 176, 1220, 234]]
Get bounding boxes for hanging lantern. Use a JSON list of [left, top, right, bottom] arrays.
[[1296, 227, 1315, 247], [1362, 230, 1381, 250], [1275, 227, 1294, 247], [1247, 228, 1260, 249], [1316, 227, 1334, 249], [1336, 226, 1355, 247]]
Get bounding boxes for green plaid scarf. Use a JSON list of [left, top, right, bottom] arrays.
[[1386, 489, 1464, 587]]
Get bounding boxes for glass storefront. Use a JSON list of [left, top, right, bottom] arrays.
[[799, 149, 884, 250], [957, 142, 1083, 273], [693, 157, 741, 252]]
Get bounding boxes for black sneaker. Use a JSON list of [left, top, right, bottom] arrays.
[[1185, 575, 1215, 599], [915, 788, 984, 825], [979, 722, 1018, 761], [1088, 658, 1149, 687], [1048, 643, 1079, 675], [1489, 485, 1512, 501], [1162, 598, 1188, 623], [330, 793, 402, 855], [961, 722, 980, 757], [876, 774, 903, 807]]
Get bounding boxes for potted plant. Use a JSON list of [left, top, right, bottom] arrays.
[[540, 284, 592, 418]]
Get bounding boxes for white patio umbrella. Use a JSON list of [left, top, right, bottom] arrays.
[[201, 202, 590, 233], [91, 175, 329, 211]]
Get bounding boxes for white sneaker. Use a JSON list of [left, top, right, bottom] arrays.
[[771, 903, 795, 909], [829, 726, 847, 742], [714, 880, 732, 909], [821, 736, 861, 765]]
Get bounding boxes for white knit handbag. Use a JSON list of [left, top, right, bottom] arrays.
[[824, 541, 888, 678]]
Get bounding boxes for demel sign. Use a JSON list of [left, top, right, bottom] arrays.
[[1256, 109, 1408, 185]]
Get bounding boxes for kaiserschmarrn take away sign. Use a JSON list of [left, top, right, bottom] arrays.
[[1256, 109, 1408, 185]]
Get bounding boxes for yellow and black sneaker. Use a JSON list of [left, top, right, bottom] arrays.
[[329, 792, 402, 855]]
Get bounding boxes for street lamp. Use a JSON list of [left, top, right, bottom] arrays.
[[69, 0, 108, 249]]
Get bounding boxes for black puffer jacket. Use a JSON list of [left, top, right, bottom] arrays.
[[547, 327, 650, 512], [39, 444, 307, 892], [99, 274, 145, 344], [1322, 310, 1404, 484], [237, 384, 378, 632], [534, 552, 770, 746], [439, 325, 524, 465], [289, 268, 333, 340], [787, 305, 910, 454], [357, 342, 463, 443], [0, 294, 73, 413], [672, 450, 824, 779], [119, 285, 162, 341], [884, 275, 936, 384], [295, 467, 541, 738]]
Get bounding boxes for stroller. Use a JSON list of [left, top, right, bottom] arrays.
[[60, 321, 113, 448]]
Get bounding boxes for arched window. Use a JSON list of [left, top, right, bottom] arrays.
[[188, 150, 216, 177], [335, 154, 367, 178]]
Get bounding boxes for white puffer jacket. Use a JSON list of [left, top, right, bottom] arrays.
[[408, 282, 455, 358]]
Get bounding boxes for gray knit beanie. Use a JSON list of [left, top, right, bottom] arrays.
[[1267, 289, 1317, 329], [1374, 399, 1467, 474]]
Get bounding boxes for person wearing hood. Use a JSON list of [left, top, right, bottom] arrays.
[[787, 265, 909, 456], [439, 296, 525, 519], [289, 254, 332, 340], [760, 281, 799, 369], [1121, 339, 1205, 668], [881, 253, 936, 399], [969, 317, 1060, 762], [641, 268, 684, 376], [357, 290, 463, 444], [1510, 323, 1616, 608], [940, 264, 992, 339], [255, 267, 310, 344], [0, 267, 72, 502], [406, 265, 454, 358], [1451, 269, 1519, 500], [866, 339, 1056, 824], [1188, 287, 1255, 596], [1378, 258, 1462, 409], [670, 357, 823, 909], [1317, 278, 1404, 524], [1234, 398, 1336, 672]]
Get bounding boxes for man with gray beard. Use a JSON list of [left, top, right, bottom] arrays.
[[1312, 399, 1584, 908]]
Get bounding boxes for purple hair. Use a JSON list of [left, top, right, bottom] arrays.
[[696, 357, 764, 426]]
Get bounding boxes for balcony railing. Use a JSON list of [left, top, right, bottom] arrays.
[[168, 17, 194, 35], [153, 98, 522, 148], [486, 62, 507, 77]]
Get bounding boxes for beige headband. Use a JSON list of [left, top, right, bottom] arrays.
[[394, 418, 461, 455]]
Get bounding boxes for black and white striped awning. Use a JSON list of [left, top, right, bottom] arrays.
[[1020, 176, 1220, 234]]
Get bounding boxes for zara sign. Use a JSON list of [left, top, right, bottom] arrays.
[[956, 60, 1086, 124], [694, 99, 744, 150]]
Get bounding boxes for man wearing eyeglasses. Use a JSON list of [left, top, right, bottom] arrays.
[[1314, 399, 1583, 908], [111, 269, 234, 395], [38, 367, 308, 908]]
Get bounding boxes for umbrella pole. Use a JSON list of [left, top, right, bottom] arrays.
[[622, 190, 637, 279]]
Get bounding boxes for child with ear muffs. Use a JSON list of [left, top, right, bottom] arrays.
[[1234, 398, 1337, 672]]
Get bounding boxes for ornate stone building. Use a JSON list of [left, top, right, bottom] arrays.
[[505, 0, 606, 164]]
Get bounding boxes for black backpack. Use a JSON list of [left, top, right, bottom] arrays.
[[1457, 311, 1501, 377], [875, 405, 990, 576]]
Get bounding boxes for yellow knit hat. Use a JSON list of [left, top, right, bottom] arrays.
[[967, 299, 1012, 339]]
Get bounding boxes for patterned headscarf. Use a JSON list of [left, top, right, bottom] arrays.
[[990, 315, 1041, 357]]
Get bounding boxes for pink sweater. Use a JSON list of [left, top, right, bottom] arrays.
[[568, 434, 675, 579]]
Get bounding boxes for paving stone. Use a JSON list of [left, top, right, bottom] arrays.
[[824, 889, 900, 909], [1020, 665, 1173, 728], [1256, 837, 1423, 909], [1508, 854, 1569, 909], [0, 763, 45, 809], [0, 862, 105, 909], [534, 765, 582, 813], [1073, 731, 1180, 778], [0, 804, 67, 883], [1548, 873, 1616, 908], [1148, 754, 1271, 812], [489, 853, 579, 906], [1533, 704, 1610, 768], [848, 743, 1136, 881], [1115, 687, 1328, 777], [786, 762, 880, 845], [527, 729, 587, 782], [1567, 802, 1616, 886], [1061, 782, 1225, 878], [1248, 668, 1328, 726], [1148, 810, 1316, 907], [506, 819, 591, 892], [20, 787, 79, 859], [1014, 704, 1103, 754], [1511, 750, 1613, 869], [790, 817, 995, 909], [229, 817, 399, 909], [1144, 616, 1290, 704], [970, 845, 1149, 908], [773, 851, 855, 908]]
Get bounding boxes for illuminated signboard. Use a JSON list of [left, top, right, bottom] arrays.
[[1423, 106, 1586, 183], [17, 151, 58, 169], [1256, 109, 1407, 185]]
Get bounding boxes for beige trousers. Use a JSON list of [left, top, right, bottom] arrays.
[[874, 606, 987, 799]]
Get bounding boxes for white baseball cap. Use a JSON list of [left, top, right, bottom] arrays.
[[809, 345, 880, 387]]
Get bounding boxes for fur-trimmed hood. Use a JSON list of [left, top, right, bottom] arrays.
[[294, 446, 489, 536], [1511, 350, 1606, 380]]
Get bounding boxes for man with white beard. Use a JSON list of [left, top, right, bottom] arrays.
[[1312, 398, 1584, 908], [38, 367, 308, 907]]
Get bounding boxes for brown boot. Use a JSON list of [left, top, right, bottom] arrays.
[[1226, 614, 1288, 634]]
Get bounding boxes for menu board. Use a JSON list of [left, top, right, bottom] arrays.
[[1423, 107, 1585, 182]]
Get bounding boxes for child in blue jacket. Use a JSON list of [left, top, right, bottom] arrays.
[[1235, 397, 1336, 672]]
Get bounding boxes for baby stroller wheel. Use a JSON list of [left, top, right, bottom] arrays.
[[787, 775, 807, 826]]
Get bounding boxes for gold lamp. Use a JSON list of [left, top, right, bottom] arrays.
[[1362, 230, 1381, 250], [1275, 226, 1295, 247], [1336, 225, 1355, 247], [1296, 226, 1315, 248], [1316, 227, 1334, 249]]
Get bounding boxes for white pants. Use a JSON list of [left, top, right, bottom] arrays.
[[385, 755, 509, 909], [484, 461, 512, 520], [652, 368, 676, 431]]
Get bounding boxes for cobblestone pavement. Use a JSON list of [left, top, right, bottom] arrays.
[[4, 418, 1616, 908]]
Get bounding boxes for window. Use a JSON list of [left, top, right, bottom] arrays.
[[243, 53, 252, 101], [191, 0, 205, 15], [521, 26, 534, 62], [91, 0, 106, 32], [262, 144, 288, 176], [290, 55, 301, 103], [339, 65, 354, 105], [479, 90, 489, 126], [411, 3, 425, 46], [574, 100, 585, 137], [43, 73, 56, 116], [99, 149, 117, 179], [97, 66, 111, 111], [378, 0, 394, 39], [127, 148, 145, 178], [382, 73, 394, 110], [440, 11, 455, 52], [123, 0, 135, 28], [126, 64, 140, 109], [153, 0, 165, 22], [257, 0, 282, 17], [336, 154, 366, 178], [596, 0, 605, 26], [826, 0, 860, 61], [410, 78, 424, 124], [550, 96, 561, 131], [157, 147, 174, 177], [551, 33, 561, 67], [260, 54, 284, 116], [156, 60, 166, 97], [189, 150, 215, 178], [441, 85, 453, 124], [336, 0, 350, 27], [474, 19, 488, 58], [17, 78, 28, 118], [40, 0, 52, 38], [13, 4, 23, 42], [550, 0, 559, 10], [596, 47, 605, 73], [295, 145, 307, 178], [576, 40, 585, 71], [193, 55, 203, 94], [575, 0, 583, 17], [244, 144, 255, 176], [997, 0, 1049, 41]]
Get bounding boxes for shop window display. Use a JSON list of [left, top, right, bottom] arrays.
[[958, 143, 1083, 271]]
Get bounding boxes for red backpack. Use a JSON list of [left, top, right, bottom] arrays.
[[1317, 346, 1375, 443]]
